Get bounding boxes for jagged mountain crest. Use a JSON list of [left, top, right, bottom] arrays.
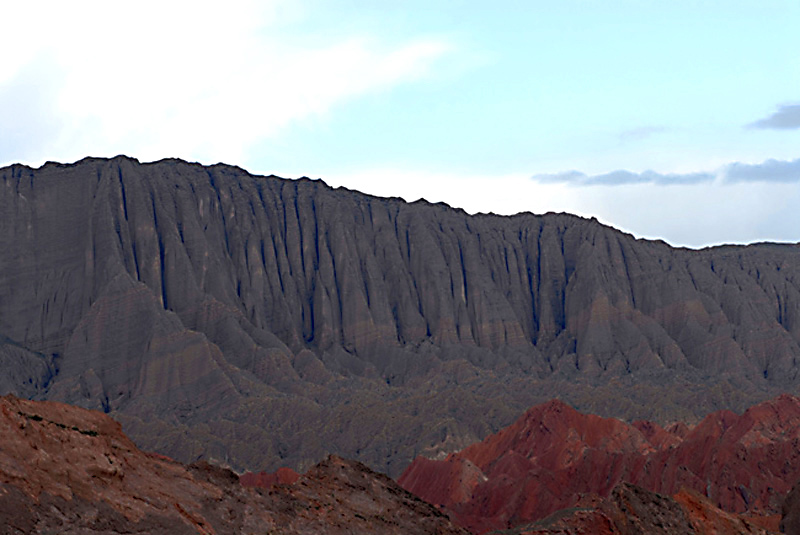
[[399, 394, 800, 533], [1, 155, 799, 475]]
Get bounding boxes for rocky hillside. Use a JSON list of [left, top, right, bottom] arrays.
[[513, 483, 776, 535], [0, 395, 467, 535], [1, 155, 800, 475], [399, 395, 800, 533]]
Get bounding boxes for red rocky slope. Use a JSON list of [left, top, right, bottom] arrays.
[[399, 395, 800, 533], [239, 466, 300, 488], [0, 395, 466, 535]]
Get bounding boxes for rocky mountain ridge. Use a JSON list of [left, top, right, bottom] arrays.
[[1, 155, 800, 475], [399, 394, 800, 533], [0, 395, 467, 535], [2, 393, 793, 535]]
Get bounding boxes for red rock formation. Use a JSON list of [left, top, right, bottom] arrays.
[[399, 395, 800, 533], [632, 419, 683, 449], [239, 466, 300, 488], [673, 489, 780, 534], [631, 394, 800, 513], [0, 395, 467, 534]]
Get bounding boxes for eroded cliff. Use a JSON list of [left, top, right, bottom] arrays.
[[1, 156, 800, 474]]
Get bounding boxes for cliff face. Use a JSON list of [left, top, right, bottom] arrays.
[[0, 395, 467, 535], [399, 395, 800, 533], [1, 155, 800, 475]]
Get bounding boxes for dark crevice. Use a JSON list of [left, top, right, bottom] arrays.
[[131, 241, 141, 280], [361, 260, 372, 308], [458, 241, 469, 307], [151, 193, 168, 310], [618, 240, 636, 308], [271, 237, 285, 294], [311, 197, 321, 274], [207, 170, 231, 256], [118, 167, 129, 221], [276, 183, 294, 278], [533, 224, 543, 342], [293, 187, 306, 275], [327, 235, 345, 345]]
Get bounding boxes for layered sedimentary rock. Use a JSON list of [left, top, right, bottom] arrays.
[[399, 395, 800, 533], [0, 395, 466, 535], [1, 156, 800, 475]]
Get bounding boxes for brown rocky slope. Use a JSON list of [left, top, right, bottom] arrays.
[[511, 483, 776, 535], [1, 156, 800, 476], [399, 394, 800, 533], [0, 394, 467, 535]]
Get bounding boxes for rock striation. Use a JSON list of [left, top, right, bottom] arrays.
[[1, 155, 800, 475], [0, 395, 467, 535], [399, 395, 800, 533]]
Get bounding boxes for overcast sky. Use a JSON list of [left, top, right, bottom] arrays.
[[2, 0, 799, 248]]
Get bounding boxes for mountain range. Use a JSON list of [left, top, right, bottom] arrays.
[[1, 155, 800, 476], [8, 393, 798, 534], [399, 394, 800, 533]]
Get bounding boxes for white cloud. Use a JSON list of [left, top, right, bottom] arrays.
[[0, 0, 453, 167], [571, 180, 800, 248], [533, 157, 800, 186], [723, 158, 800, 183], [322, 162, 800, 249], [322, 167, 587, 219], [525, 157, 800, 246], [533, 168, 716, 186], [747, 103, 800, 130]]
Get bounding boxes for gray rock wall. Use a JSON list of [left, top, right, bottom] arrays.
[[1, 155, 799, 475]]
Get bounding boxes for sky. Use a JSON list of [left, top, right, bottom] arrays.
[[1, 0, 799, 248]]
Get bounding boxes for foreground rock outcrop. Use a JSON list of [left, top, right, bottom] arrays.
[[0, 395, 467, 534], [400, 395, 800, 533], [1, 156, 800, 475], [516, 483, 774, 535]]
